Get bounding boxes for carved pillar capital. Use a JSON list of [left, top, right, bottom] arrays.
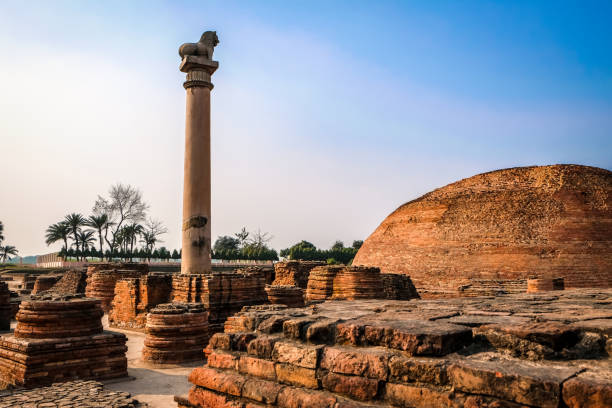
[[179, 31, 219, 90]]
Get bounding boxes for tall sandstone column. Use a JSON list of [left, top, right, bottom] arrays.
[[179, 31, 219, 274]]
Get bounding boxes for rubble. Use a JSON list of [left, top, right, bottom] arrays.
[[0, 380, 145, 407], [31, 275, 61, 294], [48, 270, 87, 294]]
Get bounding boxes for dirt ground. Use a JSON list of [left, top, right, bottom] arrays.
[[102, 316, 198, 408]]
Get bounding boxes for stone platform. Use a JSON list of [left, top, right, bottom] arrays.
[[177, 289, 612, 408], [0, 293, 128, 388]]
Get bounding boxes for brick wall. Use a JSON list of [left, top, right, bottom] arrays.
[[354, 165, 612, 293]]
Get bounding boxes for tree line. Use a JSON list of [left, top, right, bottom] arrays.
[[279, 240, 363, 264], [0, 221, 19, 262], [212, 227, 279, 261], [42, 183, 364, 265], [45, 183, 173, 262]]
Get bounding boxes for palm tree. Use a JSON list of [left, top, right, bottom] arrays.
[[0, 245, 18, 262], [77, 230, 97, 260], [64, 213, 85, 260], [45, 222, 71, 252], [86, 214, 109, 254], [140, 231, 157, 254], [122, 223, 143, 261], [0, 221, 4, 244]]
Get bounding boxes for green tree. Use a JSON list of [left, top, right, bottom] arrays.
[[77, 229, 96, 257], [122, 223, 144, 260], [213, 236, 240, 253], [352, 240, 363, 250], [86, 214, 110, 254], [331, 240, 344, 251], [45, 222, 71, 252], [234, 227, 249, 248], [0, 245, 18, 262], [64, 213, 85, 259]]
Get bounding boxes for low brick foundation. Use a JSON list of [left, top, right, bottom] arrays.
[[142, 303, 209, 364], [0, 293, 128, 388]]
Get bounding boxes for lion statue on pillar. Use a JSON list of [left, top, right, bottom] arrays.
[[179, 31, 219, 60]]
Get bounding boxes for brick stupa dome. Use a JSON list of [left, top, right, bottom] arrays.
[[353, 164, 612, 294]]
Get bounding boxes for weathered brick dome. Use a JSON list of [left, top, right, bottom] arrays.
[[353, 164, 612, 293]]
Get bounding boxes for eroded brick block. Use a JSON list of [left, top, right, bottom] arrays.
[[320, 346, 389, 380], [188, 367, 245, 397], [320, 372, 379, 401], [388, 355, 448, 385], [277, 387, 336, 408], [242, 377, 284, 405], [283, 316, 320, 340], [238, 355, 276, 380], [275, 363, 319, 389], [447, 358, 580, 407], [562, 370, 612, 408], [188, 386, 243, 408], [384, 382, 460, 408], [272, 341, 322, 369], [208, 351, 239, 370], [247, 335, 281, 359]]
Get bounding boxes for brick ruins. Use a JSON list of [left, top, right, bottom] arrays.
[[48, 269, 87, 294], [353, 165, 612, 296], [86, 263, 149, 312], [109, 274, 173, 330], [265, 285, 306, 308], [31, 275, 61, 294], [0, 283, 10, 331], [304, 266, 419, 302], [269, 263, 419, 307], [172, 269, 268, 334], [176, 289, 612, 408], [0, 293, 128, 388], [142, 303, 209, 364]]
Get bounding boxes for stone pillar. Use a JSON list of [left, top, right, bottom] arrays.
[[178, 31, 219, 274]]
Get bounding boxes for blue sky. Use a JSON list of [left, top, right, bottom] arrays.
[[1, 1, 611, 255]]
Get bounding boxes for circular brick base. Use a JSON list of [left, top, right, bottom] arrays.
[[142, 303, 209, 364]]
